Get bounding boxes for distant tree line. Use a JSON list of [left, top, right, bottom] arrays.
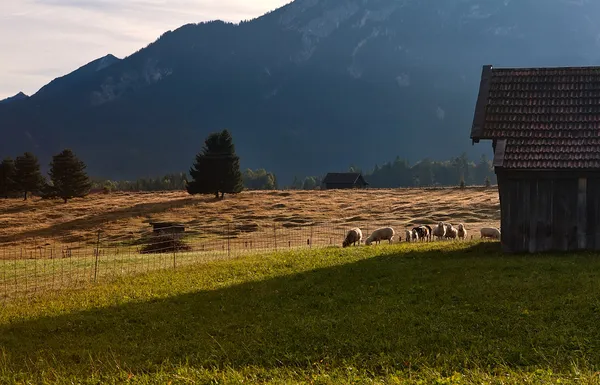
[[0, 149, 91, 202], [92, 173, 189, 193], [364, 153, 496, 188], [242, 169, 278, 190], [287, 153, 497, 190], [1, 130, 496, 202]]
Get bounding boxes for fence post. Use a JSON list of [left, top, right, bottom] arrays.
[[94, 230, 101, 282], [273, 224, 277, 252], [173, 233, 177, 269], [227, 223, 231, 258]]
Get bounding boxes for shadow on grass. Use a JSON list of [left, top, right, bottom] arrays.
[[2, 242, 600, 377], [0, 197, 205, 243]]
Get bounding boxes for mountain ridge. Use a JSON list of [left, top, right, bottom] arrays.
[[0, 92, 28, 104]]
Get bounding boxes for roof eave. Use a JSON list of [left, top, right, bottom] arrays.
[[470, 64, 493, 143]]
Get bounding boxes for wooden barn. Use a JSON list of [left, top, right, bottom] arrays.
[[471, 65, 600, 253], [321, 172, 369, 190]]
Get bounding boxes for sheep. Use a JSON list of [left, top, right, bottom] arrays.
[[480, 227, 501, 240], [432, 222, 446, 240], [444, 223, 458, 239], [424, 225, 433, 241], [365, 227, 395, 245], [457, 223, 467, 240], [411, 229, 420, 242], [412, 226, 430, 242], [342, 227, 363, 247]]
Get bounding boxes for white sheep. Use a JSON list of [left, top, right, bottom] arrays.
[[480, 227, 501, 240], [432, 222, 446, 240], [457, 223, 467, 240], [444, 223, 458, 239], [342, 227, 363, 247], [365, 227, 395, 245]]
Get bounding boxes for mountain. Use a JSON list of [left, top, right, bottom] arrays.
[[34, 54, 121, 100], [2, 0, 600, 183], [0, 92, 28, 104]]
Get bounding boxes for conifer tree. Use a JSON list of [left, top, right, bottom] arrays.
[[0, 157, 17, 198], [14, 152, 43, 200], [48, 149, 92, 203], [186, 129, 243, 199]]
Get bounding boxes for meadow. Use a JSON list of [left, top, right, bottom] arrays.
[[0, 187, 500, 249], [2, 241, 600, 384]]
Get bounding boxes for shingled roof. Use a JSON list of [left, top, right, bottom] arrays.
[[471, 65, 600, 169]]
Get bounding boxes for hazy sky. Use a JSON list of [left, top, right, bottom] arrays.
[[0, 0, 289, 99]]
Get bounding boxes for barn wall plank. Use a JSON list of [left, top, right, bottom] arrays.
[[577, 177, 587, 250], [529, 179, 538, 253]]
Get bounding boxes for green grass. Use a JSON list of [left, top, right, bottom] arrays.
[[2, 241, 600, 384]]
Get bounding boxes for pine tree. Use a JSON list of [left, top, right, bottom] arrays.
[[0, 157, 17, 198], [48, 149, 92, 203], [186, 129, 243, 199], [14, 152, 43, 200]]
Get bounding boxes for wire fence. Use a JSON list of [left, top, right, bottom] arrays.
[[0, 221, 483, 303]]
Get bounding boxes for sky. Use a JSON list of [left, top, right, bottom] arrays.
[[0, 0, 290, 99]]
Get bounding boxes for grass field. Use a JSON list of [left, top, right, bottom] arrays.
[[0, 187, 500, 250], [2, 241, 600, 384]]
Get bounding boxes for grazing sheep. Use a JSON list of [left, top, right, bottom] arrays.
[[342, 227, 363, 247], [365, 227, 395, 245], [405, 229, 412, 242], [432, 222, 446, 240], [411, 229, 420, 242], [424, 225, 433, 241], [480, 227, 501, 240], [412, 226, 428, 241], [444, 223, 458, 239], [457, 223, 467, 240]]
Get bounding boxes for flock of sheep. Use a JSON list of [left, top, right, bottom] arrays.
[[342, 223, 501, 248]]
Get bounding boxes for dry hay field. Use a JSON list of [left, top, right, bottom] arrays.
[[0, 187, 500, 252]]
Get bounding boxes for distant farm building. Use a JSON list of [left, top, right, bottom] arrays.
[[321, 173, 369, 189], [471, 64, 600, 253]]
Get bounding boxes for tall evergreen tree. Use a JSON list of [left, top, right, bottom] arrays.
[[48, 149, 92, 203], [0, 157, 17, 198], [187, 129, 243, 199], [14, 152, 43, 200]]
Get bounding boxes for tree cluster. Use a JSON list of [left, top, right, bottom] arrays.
[[286, 153, 496, 190], [242, 169, 278, 190], [288, 175, 323, 190], [92, 173, 188, 193], [0, 149, 91, 202], [365, 153, 496, 188]]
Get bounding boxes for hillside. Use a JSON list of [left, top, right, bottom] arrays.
[[2, 0, 600, 182]]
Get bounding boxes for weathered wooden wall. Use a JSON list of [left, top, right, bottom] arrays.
[[497, 171, 599, 253]]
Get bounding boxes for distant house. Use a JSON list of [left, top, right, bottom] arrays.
[[321, 173, 369, 189], [471, 64, 600, 253]]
